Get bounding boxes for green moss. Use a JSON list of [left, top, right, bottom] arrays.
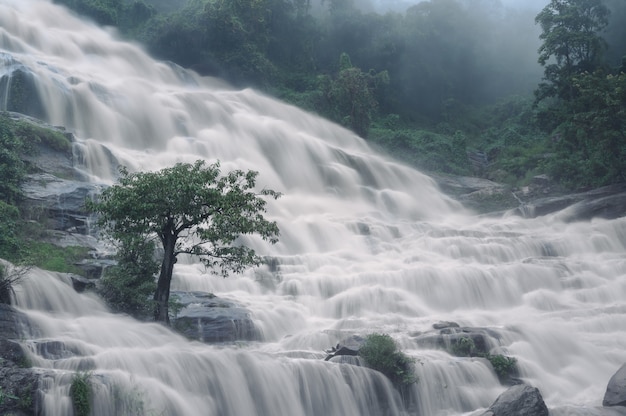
[[18, 241, 90, 275], [13, 120, 72, 155]]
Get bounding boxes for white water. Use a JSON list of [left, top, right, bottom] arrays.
[[2, 1, 626, 415]]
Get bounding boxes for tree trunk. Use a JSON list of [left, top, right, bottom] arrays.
[[154, 233, 177, 324]]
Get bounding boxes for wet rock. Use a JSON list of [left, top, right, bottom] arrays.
[[604, 363, 626, 407], [0, 304, 33, 340], [324, 335, 365, 361], [432, 321, 460, 330], [413, 326, 501, 357], [171, 291, 261, 343], [510, 183, 626, 220], [481, 384, 549, 416], [0, 304, 41, 416], [0, 61, 46, 119]]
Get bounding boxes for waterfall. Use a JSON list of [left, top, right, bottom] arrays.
[[2, 1, 626, 415]]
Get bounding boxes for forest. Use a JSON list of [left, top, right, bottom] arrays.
[[53, 0, 626, 190]]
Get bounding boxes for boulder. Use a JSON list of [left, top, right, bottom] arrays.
[[324, 335, 365, 361], [604, 363, 626, 407], [482, 384, 549, 416], [171, 291, 261, 343], [413, 325, 502, 357]]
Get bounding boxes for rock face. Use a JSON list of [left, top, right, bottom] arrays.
[[482, 384, 549, 416], [0, 62, 46, 119], [511, 183, 626, 221], [171, 291, 261, 343], [412, 322, 501, 357], [21, 173, 99, 234], [604, 363, 626, 407], [0, 304, 40, 416]]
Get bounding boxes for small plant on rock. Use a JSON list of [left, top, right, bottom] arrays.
[[451, 336, 477, 357], [358, 333, 418, 387], [486, 353, 518, 381], [69, 372, 92, 416]]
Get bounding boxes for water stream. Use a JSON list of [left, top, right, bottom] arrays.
[[2, 1, 626, 415]]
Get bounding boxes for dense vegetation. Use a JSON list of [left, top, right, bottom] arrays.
[[51, 0, 626, 190], [0, 114, 89, 285]]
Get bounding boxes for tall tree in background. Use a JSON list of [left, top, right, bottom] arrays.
[[535, 0, 626, 189], [535, 0, 610, 102]]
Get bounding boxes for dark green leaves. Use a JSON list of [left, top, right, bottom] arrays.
[[359, 333, 417, 387], [89, 160, 280, 276], [535, 0, 609, 101]]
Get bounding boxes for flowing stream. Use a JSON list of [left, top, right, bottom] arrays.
[[2, 1, 626, 415]]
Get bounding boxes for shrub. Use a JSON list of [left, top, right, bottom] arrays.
[[486, 354, 518, 380], [98, 239, 158, 319], [451, 336, 476, 357], [358, 333, 417, 387], [69, 372, 91, 416]]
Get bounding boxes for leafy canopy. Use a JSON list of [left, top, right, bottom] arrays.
[[535, 0, 609, 101], [91, 160, 280, 276], [89, 160, 281, 322]]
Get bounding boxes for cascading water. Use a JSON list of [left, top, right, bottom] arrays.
[[1, 1, 626, 415]]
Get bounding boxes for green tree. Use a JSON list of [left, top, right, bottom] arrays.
[[535, 0, 610, 102], [320, 53, 388, 137], [544, 71, 626, 188], [88, 160, 280, 323]]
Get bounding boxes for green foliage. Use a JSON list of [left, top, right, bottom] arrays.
[[0, 201, 20, 259], [369, 127, 470, 175], [99, 239, 158, 319], [451, 336, 476, 357], [0, 114, 28, 204], [17, 241, 89, 274], [542, 71, 626, 189], [487, 354, 518, 380], [358, 333, 417, 387], [69, 372, 92, 416], [535, 0, 610, 102], [88, 160, 280, 322], [53, 0, 154, 30], [447, 337, 518, 383], [12, 120, 72, 155], [317, 54, 388, 137]]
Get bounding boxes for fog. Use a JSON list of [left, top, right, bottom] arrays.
[[366, 0, 549, 13]]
